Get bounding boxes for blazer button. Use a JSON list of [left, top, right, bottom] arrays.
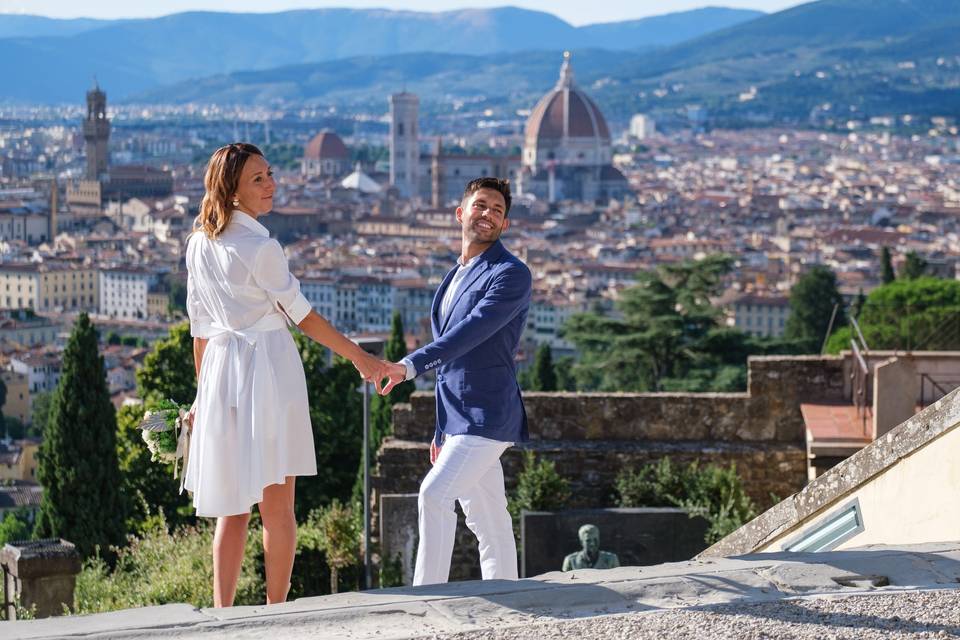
[[437, 373, 444, 381]]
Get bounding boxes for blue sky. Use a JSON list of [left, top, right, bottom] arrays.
[[0, 1, 801, 26]]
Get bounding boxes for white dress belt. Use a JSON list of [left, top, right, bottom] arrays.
[[207, 313, 289, 410]]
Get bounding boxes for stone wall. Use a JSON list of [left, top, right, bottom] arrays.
[[373, 355, 845, 582]]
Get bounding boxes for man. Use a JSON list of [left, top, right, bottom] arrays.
[[381, 177, 531, 586], [561, 524, 620, 571]]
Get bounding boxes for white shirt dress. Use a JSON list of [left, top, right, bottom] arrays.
[[183, 211, 317, 517]]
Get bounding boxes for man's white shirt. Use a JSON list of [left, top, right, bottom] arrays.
[[400, 253, 481, 380]]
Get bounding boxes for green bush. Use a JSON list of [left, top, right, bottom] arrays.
[[379, 552, 404, 588], [508, 450, 571, 523], [73, 507, 369, 614], [0, 508, 31, 546], [74, 515, 264, 613], [300, 500, 361, 594], [614, 458, 757, 544]]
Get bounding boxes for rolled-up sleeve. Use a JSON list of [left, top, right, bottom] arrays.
[[251, 239, 312, 324], [186, 270, 216, 338]]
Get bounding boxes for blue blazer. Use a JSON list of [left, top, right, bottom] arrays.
[[407, 240, 532, 446]]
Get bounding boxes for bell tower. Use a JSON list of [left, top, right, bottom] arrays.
[[83, 81, 110, 180], [389, 92, 419, 198]]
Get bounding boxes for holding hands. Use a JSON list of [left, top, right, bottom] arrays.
[[379, 361, 407, 395], [351, 351, 390, 393], [350, 353, 407, 396]]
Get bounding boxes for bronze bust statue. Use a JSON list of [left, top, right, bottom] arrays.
[[562, 524, 620, 571]]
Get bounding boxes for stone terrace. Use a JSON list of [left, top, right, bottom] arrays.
[[374, 356, 846, 580]]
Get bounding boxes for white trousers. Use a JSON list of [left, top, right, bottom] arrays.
[[413, 434, 518, 586]]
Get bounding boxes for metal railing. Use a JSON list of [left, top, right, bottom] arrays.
[[848, 316, 872, 436], [919, 374, 960, 408]]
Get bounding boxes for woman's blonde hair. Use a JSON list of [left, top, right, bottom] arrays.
[[195, 142, 264, 238]]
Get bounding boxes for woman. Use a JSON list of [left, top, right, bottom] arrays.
[[184, 143, 386, 607]]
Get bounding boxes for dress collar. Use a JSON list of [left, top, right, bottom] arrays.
[[230, 210, 270, 237]]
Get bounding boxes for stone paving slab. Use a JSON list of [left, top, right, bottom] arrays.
[[6, 543, 960, 640], [5, 604, 213, 639]]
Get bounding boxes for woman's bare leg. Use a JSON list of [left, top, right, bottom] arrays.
[[259, 477, 297, 604], [213, 512, 251, 608]]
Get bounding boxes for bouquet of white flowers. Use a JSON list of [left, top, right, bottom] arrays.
[[138, 398, 193, 492]]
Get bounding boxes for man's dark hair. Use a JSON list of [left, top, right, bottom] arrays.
[[462, 177, 512, 216]]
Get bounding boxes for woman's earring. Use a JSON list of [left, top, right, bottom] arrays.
[[232, 198, 240, 207]]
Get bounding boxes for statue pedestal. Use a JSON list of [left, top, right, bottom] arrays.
[[1, 539, 81, 620]]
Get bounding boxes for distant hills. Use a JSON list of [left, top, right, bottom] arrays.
[[1, 6, 762, 103], [0, 15, 118, 38], [608, 0, 960, 122], [130, 0, 960, 126], [6, 0, 960, 126]]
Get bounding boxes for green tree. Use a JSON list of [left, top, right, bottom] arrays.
[[167, 277, 187, 316], [554, 356, 577, 391], [35, 313, 125, 557], [0, 374, 6, 439], [901, 251, 928, 280], [294, 333, 364, 517], [29, 391, 52, 438], [880, 246, 895, 285], [783, 265, 846, 351], [355, 313, 414, 503], [851, 288, 867, 319], [374, 312, 414, 441], [826, 277, 960, 353], [121, 322, 198, 532], [563, 255, 735, 391], [135, 322, 196, 405], [0, 508, 31, 545], [528, 344, 557, 391], [5, 416, 25, 439]]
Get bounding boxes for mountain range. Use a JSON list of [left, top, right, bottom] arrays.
[[1, 6, 762, 103], [129, 0, 960, 127], [6, 0, 960, 126]]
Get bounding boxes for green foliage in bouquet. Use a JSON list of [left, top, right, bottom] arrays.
[[139, 398, 185, 463]]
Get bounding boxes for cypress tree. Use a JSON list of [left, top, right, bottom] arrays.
[[880, 247, 895, 285], [0, 376, 6, 439], [383, 311, 414, 405], [353, 312, 414, 503], [35, 313, 125, 556], [901, 251, 928, 280], [530, 343, 558, 391]]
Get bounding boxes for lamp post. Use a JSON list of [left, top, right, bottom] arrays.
[[353, 336, 384, 590]]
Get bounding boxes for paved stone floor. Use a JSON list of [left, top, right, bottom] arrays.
[[442, 589, 960, 639], [6, 543, 960, 639]]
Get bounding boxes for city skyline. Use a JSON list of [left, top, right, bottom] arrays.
[[0, 0, 800, 26]]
